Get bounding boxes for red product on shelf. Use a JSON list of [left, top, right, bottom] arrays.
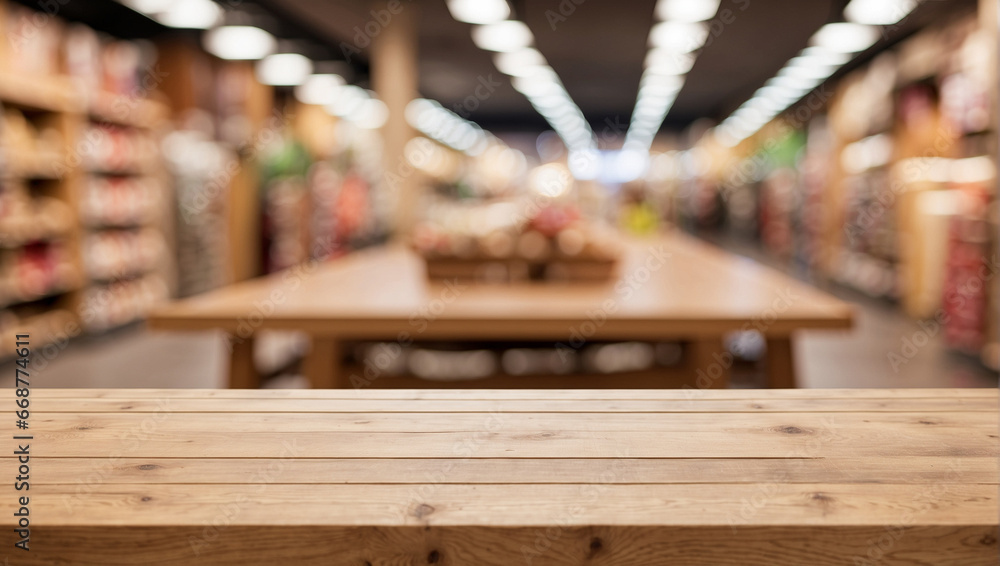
[[941, 184, 992, 353]]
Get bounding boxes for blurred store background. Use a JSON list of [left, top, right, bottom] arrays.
[[0, 0, 996, 388]]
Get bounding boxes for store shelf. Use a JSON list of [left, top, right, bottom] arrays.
[[88, 91, 168, 130], [0, 308, 77, 359], [0, 71, 74, 113], [3, 148, 66, 179]]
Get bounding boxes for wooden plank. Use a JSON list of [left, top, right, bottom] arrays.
[[27, 388, 996, 399], [16, 396, 998, 413], [27, 410, 999, 434], [29, 457, 999, 485], [4, 483, 994, 527], [15, 430, 998, 459], [0, 387, 992, 565], [9, 525, 998, 566]]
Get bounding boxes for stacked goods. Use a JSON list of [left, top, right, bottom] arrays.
[[80, 176, 162, 227], [82, 228, 165, 281], [0, 0, 173, 346], [412, 202, 621, 282], [0, 242, 78, 306]]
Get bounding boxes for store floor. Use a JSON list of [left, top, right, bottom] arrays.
[[3, 238, 997, 390]]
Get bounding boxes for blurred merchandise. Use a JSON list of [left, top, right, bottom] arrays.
[[413, 201, 621, 282], [163, 128, 233, 297], [79, 275, 169, 332]]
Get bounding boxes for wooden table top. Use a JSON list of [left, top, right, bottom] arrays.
[[5, 388, 996, 565], [149, 232, 854, 338]]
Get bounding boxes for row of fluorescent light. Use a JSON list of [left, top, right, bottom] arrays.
[[715, 0, 917, 147], [118, 1, 388, 129], [446, 0, 597, 154], [122, 0, 222, 29], [406, 98, 491, 156], [623, 0, 720, 152]]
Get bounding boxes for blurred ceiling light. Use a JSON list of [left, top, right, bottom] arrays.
[[639, 75, 683, 95], [844, 0, 916, 26], [352, 99, 389, 129], [767, 73, 821, 92], [471, 20, 533, 52], [327, 85, 368, 117], [511, 75, 560, 97], [493, 48, 547, 76], [405, 98, 492, 156], [255, 52, 313, 85], [810, 22, 879, 53], [155, 0, 221, 28], [294, 74, 346, 105], [203, 25, 276, 60], [607, 149, 650, 183], [779, 58, 838, 80], [714, 22, 876, 146], [644, 50, 695, 74], [655, 0, 721, 22], [798, 46, 852, 66], [446, 0, 510, 24], [121, 0, 172, 14], [648, 21, 709, 52]]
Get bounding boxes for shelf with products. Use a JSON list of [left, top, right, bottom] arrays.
[[0, 306, 75, 353], [695, 8, 996, 371], [0, 0, 176, 344]]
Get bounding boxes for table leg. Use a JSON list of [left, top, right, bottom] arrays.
[[228, 336, 260, 389], [686, 338, 731, 389], [303, 338, 344, 389], [765, 336, 797, 389]]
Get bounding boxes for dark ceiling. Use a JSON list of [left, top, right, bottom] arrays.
[[266, 0, 977, 135], [31, 0, 979, 139]]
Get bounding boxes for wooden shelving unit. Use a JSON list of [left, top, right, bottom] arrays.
[[0, 73, 85, 353], [76, 93, 172, 332], [0, 0, 176, 348]]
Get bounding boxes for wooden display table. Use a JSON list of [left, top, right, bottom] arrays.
[[150, 232, 854, 389], [4, 388, 996, 565]]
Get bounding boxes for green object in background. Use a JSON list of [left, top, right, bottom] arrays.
[[260, 137, 312, 187], [756, 128, 806, 170]]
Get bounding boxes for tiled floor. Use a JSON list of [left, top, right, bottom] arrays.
[[3, 237, 996, 390]]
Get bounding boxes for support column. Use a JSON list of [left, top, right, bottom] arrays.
[[371, 0, 420, 237]]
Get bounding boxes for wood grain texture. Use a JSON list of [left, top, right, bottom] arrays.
[[1, 388, 995, 565], [28, 387, 992, 398], [25, 396, 998, 413]]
